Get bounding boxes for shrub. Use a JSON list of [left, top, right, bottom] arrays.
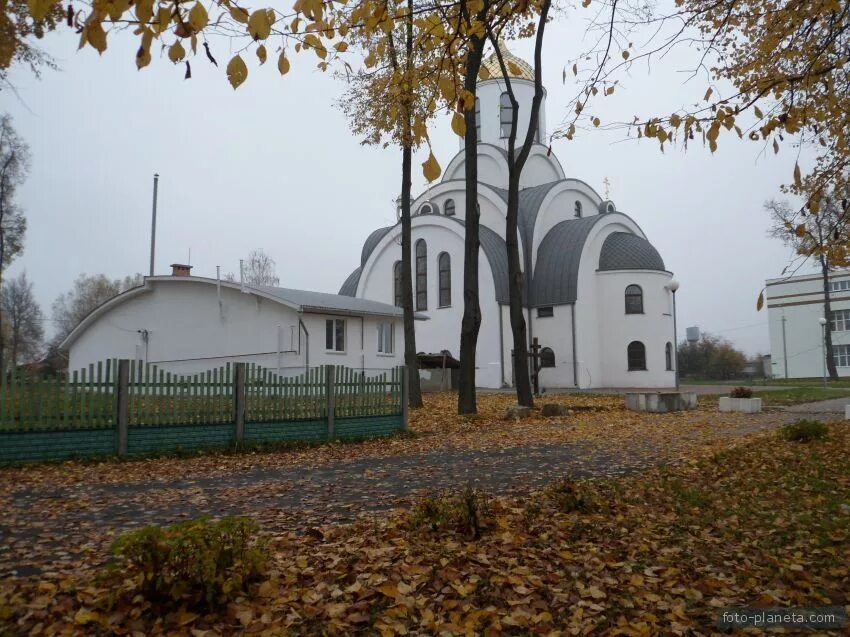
[[730, 386, 753, 398], [547, 478, 597, 513], [110, 516, 267, 608], [780, 419, 828, 442], [409, 486, 490, 539]]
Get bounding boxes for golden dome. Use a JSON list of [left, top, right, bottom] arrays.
[[480, 40, 535, 82]]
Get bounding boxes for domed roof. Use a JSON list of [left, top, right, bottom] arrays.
[[598, 232, 665, 272], [480, 40, 535, 82]]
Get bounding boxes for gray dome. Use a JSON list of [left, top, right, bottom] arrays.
[[598, 232, 665, 272]]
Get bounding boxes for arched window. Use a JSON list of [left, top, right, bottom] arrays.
[[574, 201, 582, 218], [628, 341, 646, 371], [665, 342, 674, 371], [438, 252, 451, 307], [475, 98, 481, 142], [444, 198, 456, 216], [418, 202, 438, 215], [500, 92, 513, 138], [393, 261, 402, 307], [540, 347, 555, 368], [415, 239, 428, 310], [625, 284, 643, 314]]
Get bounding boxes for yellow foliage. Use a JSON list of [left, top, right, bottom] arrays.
[[227, 54, 248, 88], [168, 40, 185, 63], [187, 2, 208, 32], [422, 151, 441, 182], [277, 52, 290, 75], [451, 111, 466, 137], [247, 9, 271, 40]]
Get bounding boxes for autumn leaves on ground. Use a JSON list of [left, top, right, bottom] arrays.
[[1, 393, 849, 635]]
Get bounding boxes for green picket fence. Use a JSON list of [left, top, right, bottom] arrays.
[[333, 366, 403, 418], [245, 364, 327, 423], [0, 361, 118, 430]]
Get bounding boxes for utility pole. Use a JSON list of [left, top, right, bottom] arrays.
[[781, 315, 788, 378], [149, 173, 159, 277]]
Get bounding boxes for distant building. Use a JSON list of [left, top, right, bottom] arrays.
[[766, 270, 850, 378]]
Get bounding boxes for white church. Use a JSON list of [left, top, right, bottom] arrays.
[[339, 44, 678, 389]]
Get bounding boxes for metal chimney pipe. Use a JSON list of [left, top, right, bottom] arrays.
[[149, 173, 159, 276]]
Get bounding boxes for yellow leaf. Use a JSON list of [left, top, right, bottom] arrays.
[[334, 41, 348, 52], [795, 223, 806, 237], [135, 0, 153, 24], [154, 7, 171, 32], [451, 112, 466, 137], [605, 86, 614, 96], [85, 20, 108, 53], [277, 52, 290, 75], [74, 609, 102, 625], [479, 65, 491, 80], [756, 291, 764, 311], [256, 44, 267, 64], [188, 2, 208, 31], [296, 555, 308, 569], [753, 105, 763, 119], [622, 50, 629, 60], [592, 117, 600, 127], [168, 40, 185, 63], [27, 0, 57, 20], [176, 609, 198, 626], [227, 54, 248, 89], [794, 162, 802, 188], [670, 114, 681, 128], [230, 6, 249, 23], [422, 151, 441, 182], [704, 87, 713, 101], [248, 9, 271, 40]]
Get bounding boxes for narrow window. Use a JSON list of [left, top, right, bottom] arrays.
[[444, 199, 456, 217], [834, 344, 850, 367], [393, 261, 402, 307], [438, 252, 451, 307], [627, 341, 646, 371], [500, 92, 513, 138], [416, 239, 428, 310], [832, 309, 850, 331], [625, 284, 643, 314], [537, 306, 554, 318], [540, 347, 555, 368], [665, 342, 673, 371], [377, 322, 393, 354], [574, 201, 582, 218], [475, 98, 481, 142], [326, 319, 345, 352]]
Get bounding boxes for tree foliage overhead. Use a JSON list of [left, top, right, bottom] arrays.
[[0, 0, 61, 86], [0, 113, 28, 275], [0, 270, 44, 366]]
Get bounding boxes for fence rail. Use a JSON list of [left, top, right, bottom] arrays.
[[0, 362, 408, 465]]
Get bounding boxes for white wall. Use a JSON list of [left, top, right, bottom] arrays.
[[475, 79, 543, 150], [530, 304, 576, 389], [68, 279, 402, 376]]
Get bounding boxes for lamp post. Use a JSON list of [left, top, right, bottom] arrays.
[[666, 279, 680, 390], [819, 317, 828, 389]]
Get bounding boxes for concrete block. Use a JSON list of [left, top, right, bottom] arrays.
[[505, 405, 532, 419], [719, 397, 762, 413]]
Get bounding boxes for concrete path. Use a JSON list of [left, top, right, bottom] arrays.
[[785, 397, 850, 414]]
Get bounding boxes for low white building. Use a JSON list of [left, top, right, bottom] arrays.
[[62, 265, 406, 374], [338, 43, 677, 389], [766, 270, 850, 378]]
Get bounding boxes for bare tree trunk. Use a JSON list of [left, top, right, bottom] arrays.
[[457, 35, 486, 415], [821, 256, 839, 380], [0, 182, 6, 379], [400, 144, 423, 407]]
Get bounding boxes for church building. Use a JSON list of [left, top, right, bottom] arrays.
[[339, 44, 677, 389]]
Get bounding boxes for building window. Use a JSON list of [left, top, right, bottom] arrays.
[[627, 341, 646, 371], [665, 342, 673, 371], [393, 261, 402, 307], [325, 319, 345, 352], [377, 322, 394, 354], [475, 98, 481, 142], [540, 347, 555, 368], [500, 92, 513, 138], [537, 306, 554, 318], [574, 201, 582, 218], [625, 284, 644, 314], [416, 239, 428, 310], [834, 344, 850, 367], [418, 202, 437, 215], [445, 199, 456, 216], [438, 252, 451, 307], [831, 309, 850, 331], [829, 279, 850, 292]]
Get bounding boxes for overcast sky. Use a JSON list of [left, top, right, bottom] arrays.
[[2, 5, 818, 355]]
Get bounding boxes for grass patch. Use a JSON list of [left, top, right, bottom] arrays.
[[780, 419, 829, 442], [752, 387, 850, 406]]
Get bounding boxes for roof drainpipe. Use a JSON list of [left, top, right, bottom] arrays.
[[571, 303, 578, 387], [298, 316, 309, 370], [216, 266, 223, 318]]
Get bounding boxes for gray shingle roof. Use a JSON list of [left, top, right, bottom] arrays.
[[338, 267, 361, 296], [598, 232, 665, 272], [488, 181, 562, 268], [257, 286, 408, 318], [362, 226, 394, 266]]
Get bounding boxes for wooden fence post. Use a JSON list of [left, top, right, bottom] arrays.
[[401, 365, 409, 431], [325, 364, 335, 439], [234, 363, 246, 442], [117, 359, 130, 457]]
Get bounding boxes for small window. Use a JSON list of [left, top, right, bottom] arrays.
[[537, 306, 554, 318], [500, 92, 513, 138], [393, 261, 402, 307], [574, 201, 582, 218], [665, 342, 673, 371], [438, 252, 451, 307], [475, 98, 481, 142], [832, 309, 850, 331], [625, 284, 643, 314], [377, 322, 394, 354], [627, 341, 646, 371], [540, 347, 555, 368], [444, 199, 456, 216], [834, 344, 850, 367], [416, 239, 428, 310], [418, 202, 437, 215], [326, 319, 345, 352]]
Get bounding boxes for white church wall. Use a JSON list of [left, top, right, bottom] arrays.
[[475, 79, 541, 149], [521, 152, 562, 187], [443, 145, 509, 187], [595, 270, 675, 388], [531, 181, 605, 268], [531, 304, 576, 388]]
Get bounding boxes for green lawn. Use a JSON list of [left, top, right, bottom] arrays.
[[686, 376, 850, 388], [753, 387, 850, 406]]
